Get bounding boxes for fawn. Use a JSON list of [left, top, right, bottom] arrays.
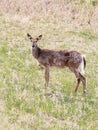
[[27, 34, 86, 94]]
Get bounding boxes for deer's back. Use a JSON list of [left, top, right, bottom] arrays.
[[38, 49, 82, 68]]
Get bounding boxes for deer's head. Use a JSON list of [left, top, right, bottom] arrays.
[[27, 33, 42, 49]]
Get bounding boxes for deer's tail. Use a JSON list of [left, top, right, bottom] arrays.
[[80, 55, 86, 75]]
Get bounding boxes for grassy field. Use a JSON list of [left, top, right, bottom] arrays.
[[0, 2, 98, 129]]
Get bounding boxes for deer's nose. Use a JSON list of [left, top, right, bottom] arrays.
[[32, 45, 35, 48]]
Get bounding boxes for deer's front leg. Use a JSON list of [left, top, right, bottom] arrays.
[[45, 65, 50, 90]]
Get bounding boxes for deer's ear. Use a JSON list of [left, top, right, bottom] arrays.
[[27, 33, 34, 42], [36, 35, 42, 41]]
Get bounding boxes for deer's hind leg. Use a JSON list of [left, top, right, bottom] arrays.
[[75, 78, 81, 92], [69, 67, 86, 94], [79, 72, 86, 94]]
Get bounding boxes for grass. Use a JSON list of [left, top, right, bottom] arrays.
[[0, 13, 98, 130]]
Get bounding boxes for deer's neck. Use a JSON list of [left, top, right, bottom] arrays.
[[32, 47, 41, 59]]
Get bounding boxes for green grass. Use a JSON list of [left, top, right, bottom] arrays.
[[0, 14, 98, 130]]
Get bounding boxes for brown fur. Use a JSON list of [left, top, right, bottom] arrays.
[[27, 34, 86, 94]]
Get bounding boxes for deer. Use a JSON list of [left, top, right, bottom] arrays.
[[27, 33, 86, 94]]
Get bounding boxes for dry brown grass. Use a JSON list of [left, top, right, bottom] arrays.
[[0, 0, 98, 28]]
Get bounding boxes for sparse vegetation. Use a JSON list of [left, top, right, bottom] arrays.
[[0, 0, 98, 130]]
